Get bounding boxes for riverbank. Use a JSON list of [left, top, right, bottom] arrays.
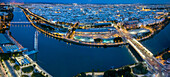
[[75, 62, 150, 77], [18, 5, 170, 47], [83, 47, 170, 77], [137, 17, 170, 43], [9, 4, 170, 77], [0, 6, 52, 76], [0, 31, 52, 77], [155, 48, 170, 65], [20, 6, 127, 47]]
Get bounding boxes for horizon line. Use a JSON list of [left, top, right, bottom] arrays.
[[1, 2, 170, 5]]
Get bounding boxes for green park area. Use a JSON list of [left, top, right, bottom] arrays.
[[14, 64, 20, 71], [31, 72, 45, 77], [22, 66, 34, 73]]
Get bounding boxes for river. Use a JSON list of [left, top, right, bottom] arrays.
[[9, 7, 170, 77]]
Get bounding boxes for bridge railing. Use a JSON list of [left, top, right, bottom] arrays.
[[152, 57, 165, 69], [132, 38, 153, 57], [127, 39, 146, 59], [145, 60, 157, 73]]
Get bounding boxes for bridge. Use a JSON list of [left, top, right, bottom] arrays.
[[0, 21, 32, 24], [116, 26, 166, 76], [10, 22, 31, 24], [17, 7, 168, 73], [18, 5, 73, 28], [24, 8, 49, 23], [128, 39, 165, 73], [20, 7, 63, 28]]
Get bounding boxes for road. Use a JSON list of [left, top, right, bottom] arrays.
[[115, 24, 166, 77], [0, 62, 5, 77], [4, 61, 17, 77]]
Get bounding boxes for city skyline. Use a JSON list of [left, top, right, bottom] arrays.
[[0, 2, 170, 77], [1, 0, 170, 4]]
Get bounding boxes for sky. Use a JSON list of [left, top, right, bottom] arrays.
[[1, 0, 170, 4]]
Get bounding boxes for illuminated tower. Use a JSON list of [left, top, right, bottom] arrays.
[[34, 31, 39, 61], [34, 31, 38, 51]]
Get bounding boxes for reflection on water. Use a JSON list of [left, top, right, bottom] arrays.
[[9, 7, 170, 77], [9, 7, 136, 77], [10, 25, 136, 77], [141, 23, 170, 55]]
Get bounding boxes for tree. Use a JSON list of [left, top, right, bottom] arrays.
[[22, 66, 34, 73], [79, 72, 86, 77], [14, 64, 20, 71], [94, 38, 102, 43], [114, 37, 123, 43], [104, 70, 119, 77], [31, 72, 45, 77], [162, 52, 170, 60], [22, 75, 29, 77], [124, 66, 131, 73], [132, 63, 148, 74], [9, 58, 15, 63], [124, 72, 135, 77]]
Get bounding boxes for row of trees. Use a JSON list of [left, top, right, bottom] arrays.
[[22, 66, 34, 73], [104, 66, 135, 77], [76, 62, 149, 77], [94, 37, 123, 43], [132, 63, 148, 74], [22, 72, 45, 77]]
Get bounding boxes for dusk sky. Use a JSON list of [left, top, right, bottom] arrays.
[[1, 0, 170, 4]]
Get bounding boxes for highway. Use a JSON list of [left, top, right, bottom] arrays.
[[23, 7, 63, 28], [9, 5, 169, 77], [4, 61, 18, 77], [20, 6, 126, 46], [115, 25, 166, 77], [0, 62, 6, 77]]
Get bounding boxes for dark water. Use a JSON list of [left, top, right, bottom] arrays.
[[9, 7, 170, 77], [141, 24, 170, 55]]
